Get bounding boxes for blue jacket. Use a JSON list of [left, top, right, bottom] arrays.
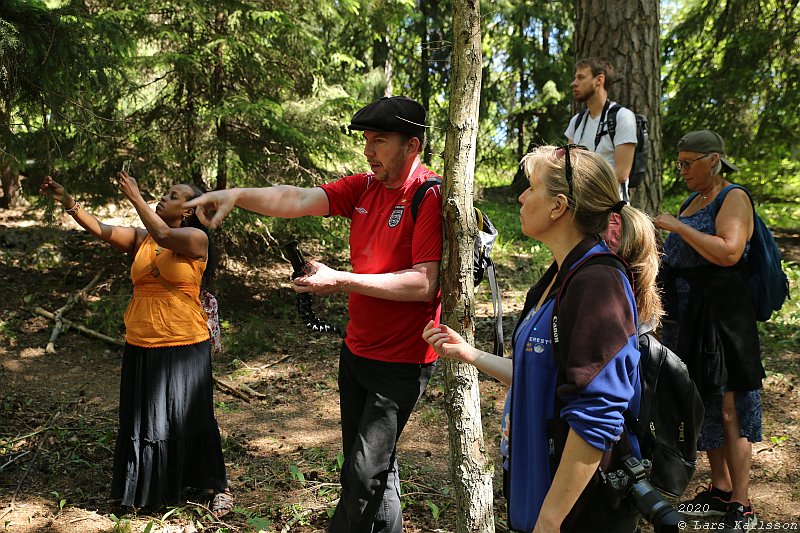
[[506, 238, 641, 532]]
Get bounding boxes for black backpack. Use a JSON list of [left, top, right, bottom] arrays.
[[683, 184, 791, 321], [574, 102, 650, 188], [411, 177, 504, 357], [551, 253, 704, 496]]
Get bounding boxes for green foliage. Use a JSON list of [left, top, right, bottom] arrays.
[[109, 514, 133, 533], [1, 0, 134, 182], [733, 156, 800, 207], [758, 260, 800, 353], [288, 463, 306, 484], [759, 202, 800, 231], [222, 312, 278, 356], [4, 0, 799, 263], [83, 285, 129, 338], [662, 0, 800, 195]]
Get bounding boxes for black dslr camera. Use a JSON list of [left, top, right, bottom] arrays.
[[602, 455, 681, 533], [283, 240, 344, 337]]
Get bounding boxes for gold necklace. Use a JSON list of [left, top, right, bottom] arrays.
[[701, 183, 723, 200]]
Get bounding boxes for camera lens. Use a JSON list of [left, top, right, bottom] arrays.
[[629, 479, 681, 532]]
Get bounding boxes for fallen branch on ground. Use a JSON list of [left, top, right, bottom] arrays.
[[45, 270, 106, 354], [262, 353, 292, 369], [281, 508, 313, 533], [213, 376, 253, 403], [10, 410, 61, 506], [237, 382, 267, 399], [34, 307, 124, 347], [0, 450, 30, 472]]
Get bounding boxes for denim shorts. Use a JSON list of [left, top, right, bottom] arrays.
[[698, 389, 763, 451]]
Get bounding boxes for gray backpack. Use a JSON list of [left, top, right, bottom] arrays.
[[411, 178, 503, 356]]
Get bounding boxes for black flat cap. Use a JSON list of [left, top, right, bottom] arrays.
[[349, 96, 427, 139]]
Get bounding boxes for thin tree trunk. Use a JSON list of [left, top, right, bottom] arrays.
[[213, 10, 228, 191], [185, 77, 202, 185], [574, 0, 662, 215], [509, 5, 532, 194], [184, 25, 201, 185], [516, 10, 528, 165], [0, 164, 21, 208], [372, 30, 393, 97], [0, 105, 22, 208], [442, 1, 495, 531], [420, 0, 433, 165], [384, 45, 394, 97]]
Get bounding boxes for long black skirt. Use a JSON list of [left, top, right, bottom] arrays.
[[111, 341, 228, 508]]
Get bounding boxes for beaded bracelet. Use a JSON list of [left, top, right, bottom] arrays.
[[64, 201, 81, 215]]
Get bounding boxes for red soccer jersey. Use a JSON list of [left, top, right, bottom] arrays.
[[320, 165, 443, 364]]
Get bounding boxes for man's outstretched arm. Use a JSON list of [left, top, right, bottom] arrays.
[[185, 186, 329, 228]]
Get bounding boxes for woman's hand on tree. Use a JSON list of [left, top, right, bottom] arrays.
[[422, 320, 477, 363]]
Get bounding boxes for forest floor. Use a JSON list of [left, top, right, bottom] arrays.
[[1, 203, 799, 533]]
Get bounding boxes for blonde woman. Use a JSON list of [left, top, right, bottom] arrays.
[[423, 145, 661, 532]]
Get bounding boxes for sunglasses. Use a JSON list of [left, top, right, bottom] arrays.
[[676, 153, 711, 171], [556, 144, 588, 199]]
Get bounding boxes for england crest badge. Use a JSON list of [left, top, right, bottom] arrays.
[[388, 205, 405, 228]]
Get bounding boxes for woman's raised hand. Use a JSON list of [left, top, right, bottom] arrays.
[[116, 171, 142, 202], [39, 176, 67, 204]]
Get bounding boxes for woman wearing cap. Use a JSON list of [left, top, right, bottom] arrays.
[[654, 130, 763, 531], [424, 145, 662, 532]]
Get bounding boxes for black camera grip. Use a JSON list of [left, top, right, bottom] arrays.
[[284, 240, 307, 280], [282, 239, 345, 338]]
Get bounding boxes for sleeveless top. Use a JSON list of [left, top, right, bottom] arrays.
[[661, 198, 763, 393], [663, 201, 750, 270], [123, 234, 210, 347]]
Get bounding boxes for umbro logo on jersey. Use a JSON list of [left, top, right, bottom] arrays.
[[388, 205, 405, 228], [355, 207, 368, 215]]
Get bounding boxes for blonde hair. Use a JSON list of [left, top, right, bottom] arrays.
[[520, 146, 663, 327]]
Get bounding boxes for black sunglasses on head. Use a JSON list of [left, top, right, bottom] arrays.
[[555, 144, 588, 200]]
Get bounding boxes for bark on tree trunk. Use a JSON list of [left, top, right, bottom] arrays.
[[0, 164, 21, 208], [442, 1, 495, 531], [574, 0, 663, 215], [372, 30, 393, 97], [185, 78, 202, 186], [420, 0, 433, 165], [214, 10, 228, 191]]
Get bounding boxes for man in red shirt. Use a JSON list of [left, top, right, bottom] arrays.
[[186, 96, 443, 533]]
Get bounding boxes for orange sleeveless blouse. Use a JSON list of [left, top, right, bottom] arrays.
[[123, 234, 210, 348]]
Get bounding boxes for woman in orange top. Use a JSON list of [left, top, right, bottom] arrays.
[[40, 172, 232, 516]]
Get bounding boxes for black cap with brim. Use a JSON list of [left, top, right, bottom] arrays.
[[677, 129, 738, 173], [349, 96, 427, 140]]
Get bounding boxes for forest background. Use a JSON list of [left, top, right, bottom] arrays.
[[1, 0, 799, 532]]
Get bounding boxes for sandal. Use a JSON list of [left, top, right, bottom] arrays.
[[210, 488, 234, 519]]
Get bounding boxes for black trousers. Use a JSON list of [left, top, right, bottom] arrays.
[[328, 342, 434, 533]]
